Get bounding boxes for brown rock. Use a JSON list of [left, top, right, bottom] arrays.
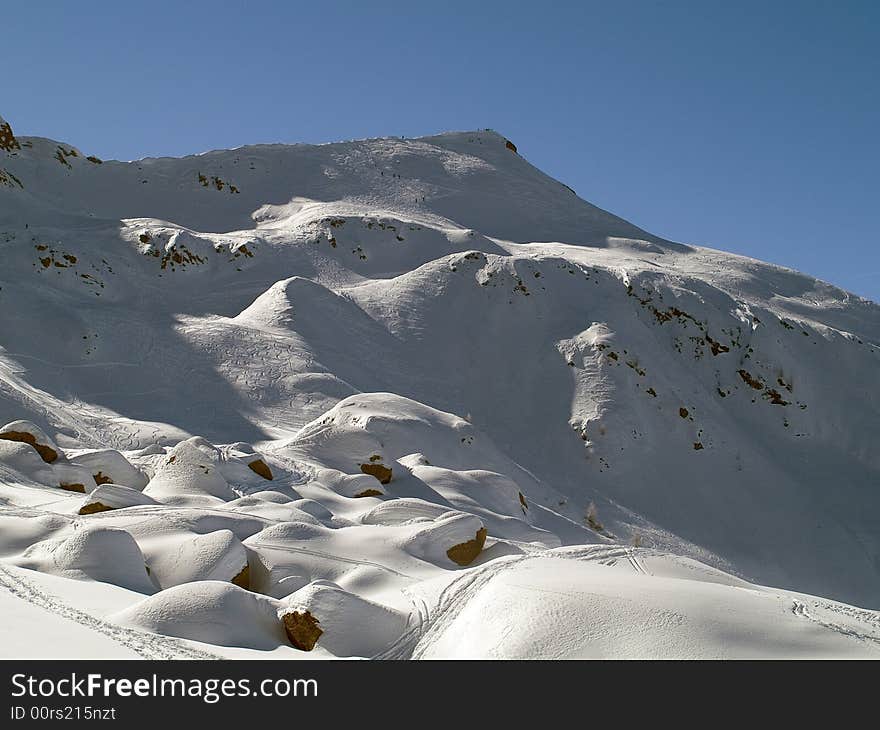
[[247, 458, 273, 480], [446, 527, 487, 566], [282, 610, 323, 651], [505, 139, 518, 153], [59, 482, 86, 493], [354, 488, 383, 498], [0, 120, 20, 152], [231, 564, 250, 590], [78, 501, 113, 515], [0, 431, 58, 463], [93, 471, 113, 486], [360, 462, 392, 484], [679, 407, 689, 419]]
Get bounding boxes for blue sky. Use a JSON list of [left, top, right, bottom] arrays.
[[5, 1, 878, 301]]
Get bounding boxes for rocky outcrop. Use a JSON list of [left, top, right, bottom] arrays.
[[0, 116, 20, 152]]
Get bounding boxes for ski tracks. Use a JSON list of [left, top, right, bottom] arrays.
[[0, 564, 221, 660], [790, 598, 880, 651], [406, 554, 530, 660]]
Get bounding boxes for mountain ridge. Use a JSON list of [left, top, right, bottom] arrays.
[[1, 112, 879, 658]]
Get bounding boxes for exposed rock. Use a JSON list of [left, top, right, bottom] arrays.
[[360, 462, 392, 484], [738, 369, 763, 390], [247, 458, 273, 480], [354, 488, 383, 498], [446, 527, 487, 566], [76, 484, 159, 514], [281, 610, 323, 651], [78, 501, 113, 515], [58, 482, 86, 493], [0, 425, 58, 464], [0, 117, 20, 152], [231, 564, 250, 590]]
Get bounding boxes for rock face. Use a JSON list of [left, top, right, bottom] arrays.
[[281, 610, 323, 651]]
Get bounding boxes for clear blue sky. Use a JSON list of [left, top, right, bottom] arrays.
[[5, 1, 878, 301]]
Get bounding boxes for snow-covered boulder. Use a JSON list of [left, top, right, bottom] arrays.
[[110, 581, 286, 650], [139, 529, 249, 590], [404, 511, 487, 567], [0, 420, 59, 464], [0, 440, 56, 485], [279, 580, 407, 655], [311, 467, 387, 498], [360, 497, 450, 526], [77, 484, 159, 515], [13, 525, 155, 593], [0, 437, 94, 493], [143, 437, 236, 504], [68, 449, 148, 490]]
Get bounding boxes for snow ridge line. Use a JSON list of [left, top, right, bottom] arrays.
[[0, 565, 222, 660]]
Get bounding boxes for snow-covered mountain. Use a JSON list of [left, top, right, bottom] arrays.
[[1, 112, 879, 658]]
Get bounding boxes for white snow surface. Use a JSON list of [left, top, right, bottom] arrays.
[[1, 115, 879, 659]]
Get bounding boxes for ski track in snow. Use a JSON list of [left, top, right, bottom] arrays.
[[0, 565, 221, 660], [408, 555, 530, 660], [790, 599, 880, 650]]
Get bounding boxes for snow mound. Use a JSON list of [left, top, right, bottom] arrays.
[[143, 437, 236, 504], [0, 420, 59, 463], [77, 483, 159, 514], [413, 555, 880, 659], [360, 497, 452, 526], [280, 580, 406, 656], [13, 525, 155, 594], [139, 529, 249, 590], [404, 511, 487, 567], [0, 435, 95, 495], [110, 581, 286, 650], [68, 449, 148, 490], [284, 393, 542, 498], [311, 467, 388, 499]]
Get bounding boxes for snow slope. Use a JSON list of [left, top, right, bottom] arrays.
[[1, 113, 878, 658]]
